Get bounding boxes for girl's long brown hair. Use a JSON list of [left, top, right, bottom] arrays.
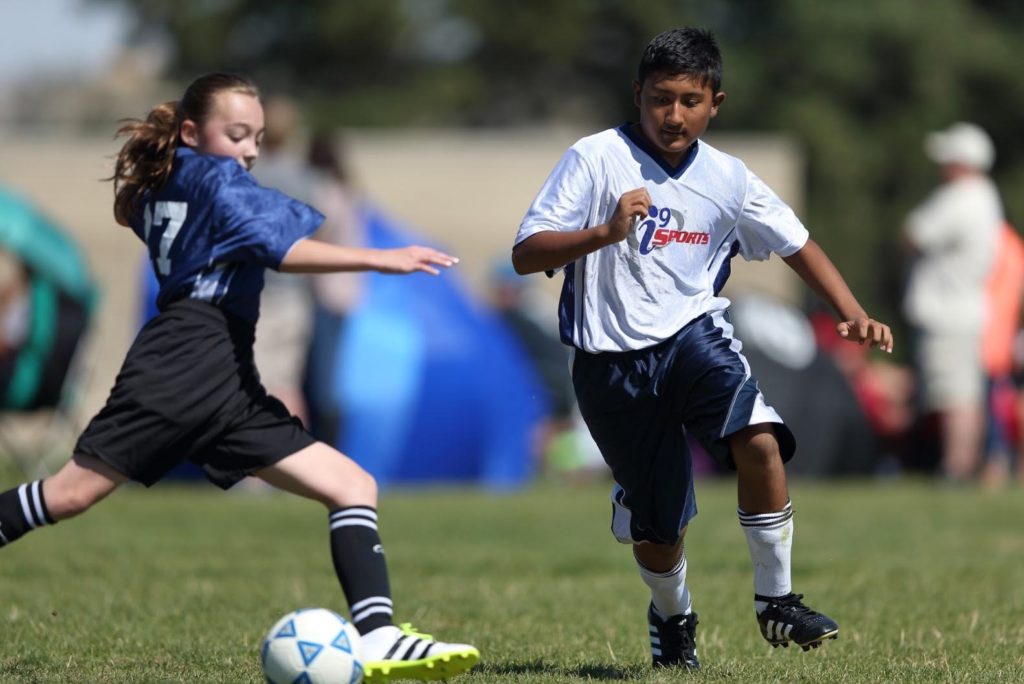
[[110, 73, 259, 227]]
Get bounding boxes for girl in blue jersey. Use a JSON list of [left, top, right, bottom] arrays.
[[0, 73, 478, 682]]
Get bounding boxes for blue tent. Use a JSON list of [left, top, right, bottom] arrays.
[[307, 206, 546, 488]]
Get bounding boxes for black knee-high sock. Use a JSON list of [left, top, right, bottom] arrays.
[[329, 506, 393, 635], [0, 481, 55, 548]]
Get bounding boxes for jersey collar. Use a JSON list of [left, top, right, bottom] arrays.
[[617, 123, 699, 179]]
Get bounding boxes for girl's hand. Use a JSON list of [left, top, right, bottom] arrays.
[[377, 246, 458, 275]]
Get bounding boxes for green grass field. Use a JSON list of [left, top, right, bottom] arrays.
[[2, 471, 1023, 683]]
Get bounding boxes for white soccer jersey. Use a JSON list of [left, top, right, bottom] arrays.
[[516, 125, 809, 353]]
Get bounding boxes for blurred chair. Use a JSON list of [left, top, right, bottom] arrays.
[[0, 188, 98, 477]]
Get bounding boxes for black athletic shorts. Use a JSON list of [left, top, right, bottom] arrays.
[[75, 299, 316, 488]]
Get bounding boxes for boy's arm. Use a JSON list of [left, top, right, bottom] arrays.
[[512, 226, 617, 275], [512, 188, 652, 275], [279, 238, 457, 275], [782, 238, 894, 353]]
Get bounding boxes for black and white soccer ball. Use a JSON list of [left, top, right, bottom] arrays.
[[262, 608, 363, 684]]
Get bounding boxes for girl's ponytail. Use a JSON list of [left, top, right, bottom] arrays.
[[111, 101, 181, 226]]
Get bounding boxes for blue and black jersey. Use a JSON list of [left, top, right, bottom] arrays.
[[129, 147, 323, 323]]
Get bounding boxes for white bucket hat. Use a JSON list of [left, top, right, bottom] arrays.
[[924, 122, 995, 171]]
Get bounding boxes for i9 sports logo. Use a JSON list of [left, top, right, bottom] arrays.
[[637, 205, 709, 255]]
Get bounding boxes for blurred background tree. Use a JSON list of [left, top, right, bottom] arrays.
[[96, 0, 1024, 329]]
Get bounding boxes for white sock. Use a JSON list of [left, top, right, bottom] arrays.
[[738, 500, 793, 613], [636, 551, 692, 618]]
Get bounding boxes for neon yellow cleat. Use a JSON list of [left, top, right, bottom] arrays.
[[362, 624, 479, 682]]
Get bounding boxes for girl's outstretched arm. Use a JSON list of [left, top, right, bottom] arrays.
[[279, 238, 458, 275]]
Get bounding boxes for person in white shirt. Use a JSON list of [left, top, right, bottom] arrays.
[[903, 122, 1002, 481], [513, 27, 892, 670]]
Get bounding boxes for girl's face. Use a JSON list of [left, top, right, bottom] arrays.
[[180, 90, 265, 171]]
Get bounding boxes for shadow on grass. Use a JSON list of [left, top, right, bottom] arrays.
[[474, 659, 650, 680]]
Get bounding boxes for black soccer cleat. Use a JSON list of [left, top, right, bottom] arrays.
[[756, 592, 839, 651], [648, 603, 700, 669]]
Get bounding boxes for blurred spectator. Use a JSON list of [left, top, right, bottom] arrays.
[[489, 261, 573, 421], [1012, 330, 1024, 486], [306, 132, 365, 318], [808, 305, 914, 468], [0, 250, 30, 373], [487, 260, 604, 481], [302, 131, 366, 448], [250, 96, 319, 424], [979, 223, 1024, 488], [902, 122, 1002, 481]]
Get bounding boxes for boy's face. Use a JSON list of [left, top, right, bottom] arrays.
[[633, 72, 725, 167], [180, 91, 265, 171]]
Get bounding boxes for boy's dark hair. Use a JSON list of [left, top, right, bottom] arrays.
[[637, 28, 722, 92]]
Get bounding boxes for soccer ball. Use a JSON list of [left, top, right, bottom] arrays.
[[262, 608, 364, 684]]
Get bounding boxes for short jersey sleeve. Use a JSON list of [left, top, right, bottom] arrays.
[[213, 171, 325, 269], [516, 147, 595, 246], [735, 167, 809, 261]]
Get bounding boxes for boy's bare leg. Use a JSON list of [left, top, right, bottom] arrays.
[[731, 424, 788, 513], [634, 534, 685, 573]]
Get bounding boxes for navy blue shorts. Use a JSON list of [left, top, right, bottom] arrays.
[[571, 311, 795, 546]]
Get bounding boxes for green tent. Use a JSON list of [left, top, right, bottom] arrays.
[[0, 188, 97, 409]]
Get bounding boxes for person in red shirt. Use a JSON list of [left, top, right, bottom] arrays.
[[980, 223, 1024, 487]]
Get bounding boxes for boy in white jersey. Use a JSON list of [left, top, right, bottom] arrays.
[[513, 27, 893, 670]]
